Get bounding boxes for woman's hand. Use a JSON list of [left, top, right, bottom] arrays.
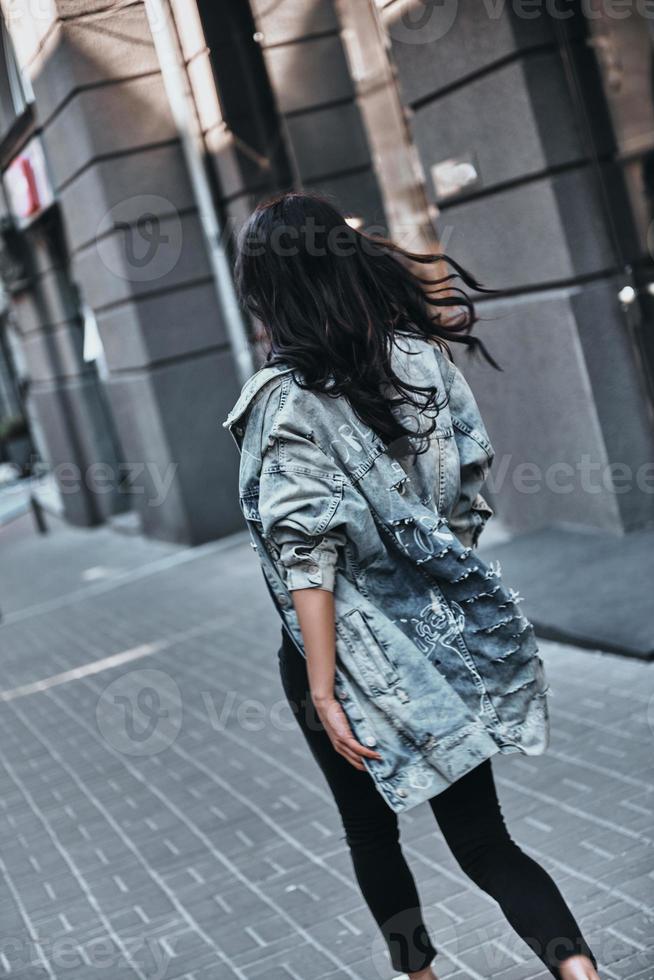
[[291, 588, 382, 770], [313, 695, 382, 771]]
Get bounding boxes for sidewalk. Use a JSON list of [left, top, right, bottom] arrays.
[[479, 527, 654, 660], [0, 514, 652, 980]]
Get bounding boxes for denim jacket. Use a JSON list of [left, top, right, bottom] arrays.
[[224, 338, 549, 813]]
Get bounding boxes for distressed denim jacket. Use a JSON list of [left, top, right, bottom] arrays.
[[224, 338, 550, 813]]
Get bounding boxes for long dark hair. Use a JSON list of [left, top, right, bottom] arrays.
[[234, 192, 498, 451]]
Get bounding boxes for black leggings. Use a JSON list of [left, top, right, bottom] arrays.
[[278, 630, 597, 977]]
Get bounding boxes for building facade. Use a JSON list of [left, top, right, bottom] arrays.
[[0, 0, 652, 543]]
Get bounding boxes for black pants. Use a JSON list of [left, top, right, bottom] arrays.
[[278, 629, 597, 977]]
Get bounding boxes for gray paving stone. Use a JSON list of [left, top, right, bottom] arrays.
[[0, 518, 652, 978], [482, 526, 654, 658]]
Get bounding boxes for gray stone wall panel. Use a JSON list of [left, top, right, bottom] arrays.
[[306, 170, 387, 229], [412, 53, 584, 202], [41, 74, 176, 190], [104, 350, 243, 543], [30, 375, 127, 524], [386, 0, 559, 107], [460, 288, 621, 532], [96, 283, 227, 372], [438, 170, 614, 290], [60, 143, 193, 254], [263, 34, 354, 114], [20, 321, 86, 383], [251, 0, 338, 47], [572, 280, 654, 530], [71, 211, 211, 311], [32, 4, 158, 124], [285, 102, 371, 181]]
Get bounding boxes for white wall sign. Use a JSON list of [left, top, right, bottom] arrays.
[[3, 136, 54, 225]]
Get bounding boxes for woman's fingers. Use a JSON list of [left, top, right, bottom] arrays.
[[320, 701, 383, 763], [319, 699, 382, 768], [338, 746, 366, 770], [333, 736, 381, 770], [330, 735, 367, 769], [344, 736, 382, 760]]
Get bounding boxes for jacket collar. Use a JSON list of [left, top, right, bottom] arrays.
[[223, 363, 294, 432]]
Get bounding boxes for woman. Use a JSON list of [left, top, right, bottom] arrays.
[[225, 192, 599, 980]]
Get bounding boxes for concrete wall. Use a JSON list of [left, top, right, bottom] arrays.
[[187, 0, 293, 246], [0, 0, 388, 543], [1, 196, 126, 524], [4, 0, 653, 543], [6, 0, 244, 542], [250, 0, 386, 227], [384, 0, 654, 533]]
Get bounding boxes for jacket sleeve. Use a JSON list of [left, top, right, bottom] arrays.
[[258, 421, 346, 592], [446, 359, 495, 549]]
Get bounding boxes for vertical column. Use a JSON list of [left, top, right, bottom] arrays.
[[12, 221, 126, 525], [0, 0, 127, 525], [250, 0, 386, 225], [382, 0, 654, 532], [16, 0, 245, 542]]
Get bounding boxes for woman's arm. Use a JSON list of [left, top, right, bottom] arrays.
[[292, 588, 382, 771], [292, 587, 337, 704], [256, 402, 381, 770]]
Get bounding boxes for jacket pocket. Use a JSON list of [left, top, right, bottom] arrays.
[[339, 609, 399, 692], [452, 415, 494, 462]]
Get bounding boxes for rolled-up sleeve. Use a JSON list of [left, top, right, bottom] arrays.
[[258, 435, 347, 592], [273, 526, 345, 591]]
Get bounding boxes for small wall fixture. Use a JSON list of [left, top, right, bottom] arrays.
[[617, 285, 636, 306]]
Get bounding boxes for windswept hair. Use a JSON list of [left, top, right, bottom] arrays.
[[234, 192, 499, 451]]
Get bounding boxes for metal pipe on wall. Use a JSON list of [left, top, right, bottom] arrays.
[[144, 0, 255, 385]]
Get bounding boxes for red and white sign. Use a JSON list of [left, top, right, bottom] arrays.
[[4, 137, 54, 224]]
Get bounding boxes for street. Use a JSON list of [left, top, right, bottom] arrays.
[[1, 514, 653, 980]]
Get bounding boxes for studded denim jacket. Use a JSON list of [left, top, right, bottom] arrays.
[[224, 339, 550, 813]]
